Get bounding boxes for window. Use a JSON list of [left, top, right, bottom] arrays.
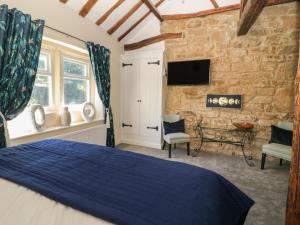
[[29, 52, 53, 107], [62, 57, 90, 106], [8, 39, 103, 139]]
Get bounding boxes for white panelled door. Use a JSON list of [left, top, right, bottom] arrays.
[[139, 58, 161, 138], [121, 50, 163, 149], [121, 60, 139, 136]]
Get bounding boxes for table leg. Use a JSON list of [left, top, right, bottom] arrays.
[[241, 132, 255, 167]]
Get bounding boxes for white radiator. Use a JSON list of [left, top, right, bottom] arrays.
[[54, 125, 107, 146]]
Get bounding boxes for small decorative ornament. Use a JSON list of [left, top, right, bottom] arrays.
[[81, 102, 96, 122], [29, 104, 45, 131], [60, 106, 71, 126]]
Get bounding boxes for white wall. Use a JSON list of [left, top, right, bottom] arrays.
[[0, 0, 123, 144]]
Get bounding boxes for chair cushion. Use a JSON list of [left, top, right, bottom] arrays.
[[262, 143, 292, 161], [163, 119, 185, 135], [164, 133, 190, 144], [270, 125, 293, 146]]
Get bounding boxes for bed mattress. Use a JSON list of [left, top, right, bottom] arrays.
[[0, 178, 112, 225]]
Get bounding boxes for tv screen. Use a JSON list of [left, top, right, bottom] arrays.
[[167, 59, 210, 85]]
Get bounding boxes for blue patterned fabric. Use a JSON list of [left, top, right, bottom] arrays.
[[0, 4, 44, 148], [86, 42, 115, 147], [0, 139, 254, 225]]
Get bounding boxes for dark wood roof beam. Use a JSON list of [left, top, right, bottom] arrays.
[[124, 33, 183, 51], [141, 0, 163, 22], [162, 4, 240, 20], [162, 0, 297, 21], [79, 0, 98, 17], [107, 1, 143, 35], [118, 0, 165, 41], [210, 0, 219, 8], [96, 0, 125, 26], [237, 0, 266, 36]]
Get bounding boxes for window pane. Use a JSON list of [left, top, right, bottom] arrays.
[[29, 75, 51, 107], [64, 78, 87, 105], [38, 54, 48, 71], [63, 58, 87, 77]]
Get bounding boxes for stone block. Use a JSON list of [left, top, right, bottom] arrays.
[[183, 88, 198, 96], [274, 88, 294, 113]]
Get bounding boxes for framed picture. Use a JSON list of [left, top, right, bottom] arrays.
[[206, 94, 242, 109]]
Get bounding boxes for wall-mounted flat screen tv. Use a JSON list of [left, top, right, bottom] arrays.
[[167, 59, 211, 85]]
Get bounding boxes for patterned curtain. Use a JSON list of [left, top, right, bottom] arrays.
[[86, 42, 115, 147], [0, 4, 44, 148]]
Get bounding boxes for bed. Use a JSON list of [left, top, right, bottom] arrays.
[[0, 139, 254, 225]]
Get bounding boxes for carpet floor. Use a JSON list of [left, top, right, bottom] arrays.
[[117, 143, 290, 225]]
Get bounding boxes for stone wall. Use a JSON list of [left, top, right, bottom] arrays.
[[161, 2, 300, 159]]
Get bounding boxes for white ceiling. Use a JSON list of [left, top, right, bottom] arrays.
[[65, 0, 240, 44]]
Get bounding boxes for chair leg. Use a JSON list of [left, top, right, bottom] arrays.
[[162, 141, 166, 150], [168, 144, 172, 158], [187, 142, 190, 156], [279, 159, 283, 166], [261, 153, 267, 170]]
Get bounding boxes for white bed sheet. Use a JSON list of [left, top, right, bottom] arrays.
[[0, 178, 113, 225]]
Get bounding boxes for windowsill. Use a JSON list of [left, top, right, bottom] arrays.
[[10, 120, 105, 140]]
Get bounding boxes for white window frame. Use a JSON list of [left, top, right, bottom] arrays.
[[32, 50, 54, 110], [61, 54, 91, 108], [8, 40, 103, 140]]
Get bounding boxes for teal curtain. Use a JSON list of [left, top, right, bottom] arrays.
[[86, 42, 115, 147], [0, 4, 44, 148]]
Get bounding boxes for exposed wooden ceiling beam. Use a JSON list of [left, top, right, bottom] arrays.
[[124, 33, 183, 51], [240, 0, 248, 12], [79, 0, 98, 17], [210, 0, 219, 8], [162, 4, 240, 20], [162, 0, 297, 20], [96, 0, 125, 26], [118, 0, 165, 42], [266, 0, 297, 6], [140, 0, 163, 22], [107, 1, 143, 35], [237, 0, 266, 36], [59, 0, 68, 3]]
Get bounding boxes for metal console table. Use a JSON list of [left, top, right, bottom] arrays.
[[193, 124, 255, 167]]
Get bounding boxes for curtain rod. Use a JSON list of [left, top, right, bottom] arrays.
[[4, 9, 86, 44], [45, 25, 87, 44]]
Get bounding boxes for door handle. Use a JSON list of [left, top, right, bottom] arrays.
[[148, 60, 160, 65], [122, 123, 133, 127], [147, 126, 159, 131], [122, 63, 133, 67]]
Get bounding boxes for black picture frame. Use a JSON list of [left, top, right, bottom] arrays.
[[206, 94, 242, 109]]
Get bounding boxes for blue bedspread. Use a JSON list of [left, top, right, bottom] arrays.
[[0, 139, 254, 225]]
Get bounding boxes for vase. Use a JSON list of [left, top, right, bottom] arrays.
[[61, 106, 71, 126]]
